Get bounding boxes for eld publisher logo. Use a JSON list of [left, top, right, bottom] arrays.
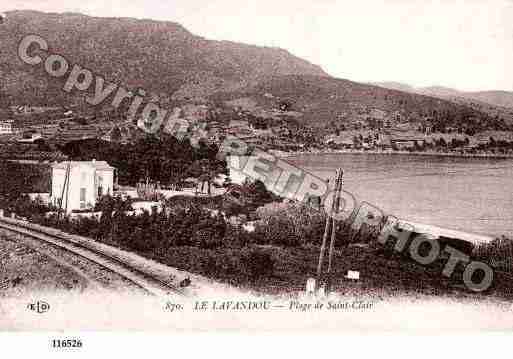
[[27, 300, 50, 314]]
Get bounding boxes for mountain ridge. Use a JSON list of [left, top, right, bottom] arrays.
[[373, 82, 513, 109], [0, 10, 508, 133], [0, 10, 328, 106]]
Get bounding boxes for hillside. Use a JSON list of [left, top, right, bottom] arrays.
[[419, 87, 513, 110], [417, 86, 464, 98], [374, 82, 513, 108], [216, 75, 503, 131], [467, 91, 513, 109], [374, 82, 513, 126], [368, 82, 415, 93], [0, 10, 505, 134], [0, 10, 327, 106]]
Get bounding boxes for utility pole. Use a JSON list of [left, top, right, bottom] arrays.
[[58, 162, 71, 220], [63, 162, 71, 215], [316, 168, 343, 292], [327, 170, 343, 293]]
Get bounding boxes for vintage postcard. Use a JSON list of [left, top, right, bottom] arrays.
[[1, 0, 513, 343]]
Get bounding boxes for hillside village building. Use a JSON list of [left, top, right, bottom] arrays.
[[51, 160, 115, 213], [0, 120, 13, 135], [390, 137, 426, 150]]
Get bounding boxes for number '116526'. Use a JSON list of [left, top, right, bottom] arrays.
[[51, 339, 83, 348]]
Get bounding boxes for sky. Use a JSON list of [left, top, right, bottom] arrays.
[[5, 0, 513, 92]]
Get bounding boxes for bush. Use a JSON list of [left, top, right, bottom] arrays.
[[253, 216, 301, 247], [1, 194, 55, 219], [243, 247, 275, 280], [202, 250, 243, 278], [474, 236, 513, 273], [192, 228, 224, 249], [202, 247, 275, 281], [223, 226, 255, 248], [253, 202, 326, 247]]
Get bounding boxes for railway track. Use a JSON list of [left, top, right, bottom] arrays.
[[0, 216, 182, 297]]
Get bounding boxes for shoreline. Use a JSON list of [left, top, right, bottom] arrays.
[[274, 149, 513, 160], [400, 220, 494, 245], [265, 150, 507, 244]]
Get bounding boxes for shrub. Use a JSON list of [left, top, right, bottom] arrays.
[[243, 247, 275, 280], [202, 249, 244, 278], [223, 226, 255, 248], [474, 236, 513, 273], [201, 247, 275, 281], [253, 216, 301, 247], [253, 202, 326, 247], [192, 228, 224, 249]]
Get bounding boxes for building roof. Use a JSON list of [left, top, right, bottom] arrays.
[[51, 160, 114, 171]]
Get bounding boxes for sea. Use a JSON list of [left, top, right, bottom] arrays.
[[283, 153, 513, 238]]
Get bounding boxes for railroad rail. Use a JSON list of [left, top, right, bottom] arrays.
[[0, 216, 183, 297]]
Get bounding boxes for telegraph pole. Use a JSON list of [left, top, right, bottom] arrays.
[[327, 170, 343, 292], [316, 168, 343, 291], [58, 162, 71, 219]]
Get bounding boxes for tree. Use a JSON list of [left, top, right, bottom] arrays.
[[352, 135, 361, 147], [187, 158, 225, 195], [278, 100, 292, 112], [245, 180, 276, 207], [59, 134, 226, 187]]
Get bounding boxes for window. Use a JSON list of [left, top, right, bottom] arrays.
[[97, 175, 104, 197], [80, 188, 86, 202]]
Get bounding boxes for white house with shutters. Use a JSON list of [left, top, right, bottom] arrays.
[[50, 160, 115, 213]]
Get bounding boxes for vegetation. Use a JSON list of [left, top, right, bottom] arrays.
[[474, 236, 513, 273], [4, 11, 507, 141], [1, 10, 325, 106], [20, 195, 277, 286], [0, 161, 53, 218], [0, 161, 51, 196], [59, 135, 227, 187], [474, 138, 513, 154], [0, 189, 512, 297], [186, 158, 226, 195]]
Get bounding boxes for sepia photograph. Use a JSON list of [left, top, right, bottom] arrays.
[[0, 0, 512, 341]]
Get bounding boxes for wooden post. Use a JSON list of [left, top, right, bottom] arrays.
[[316, 169, 343, 290], [58, 162, 71, 219], [316, 202, 332, 286], [63, 162, 71, 215], [326, 170, 343, 293]]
